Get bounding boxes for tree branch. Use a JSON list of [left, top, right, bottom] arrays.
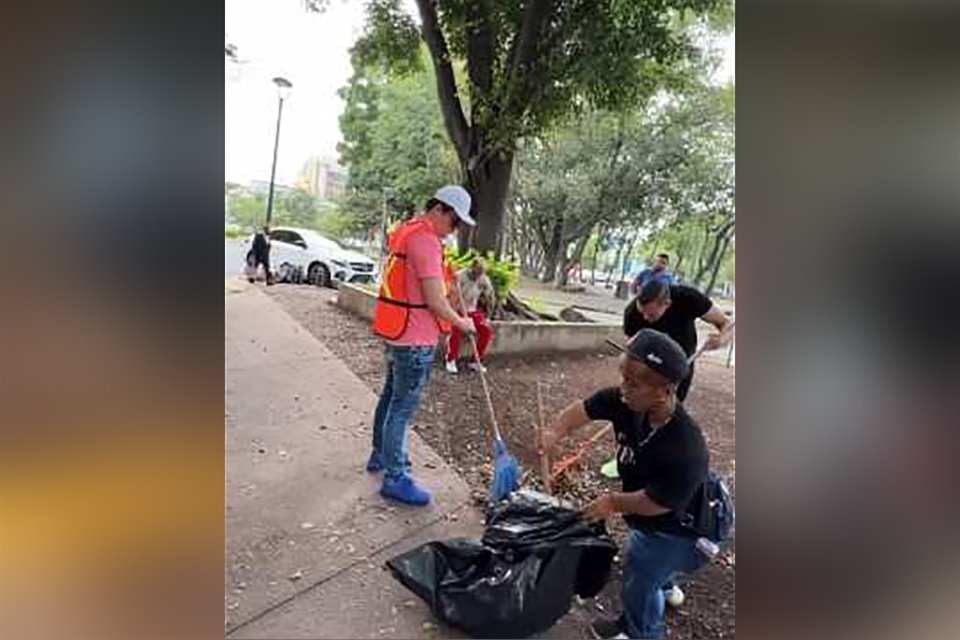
[[414, 0, 470, 163], [503, 0, 554, 120], [465, 0, 495, 97]]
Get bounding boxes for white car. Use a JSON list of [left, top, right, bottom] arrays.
[[243, 227, 376, 287]]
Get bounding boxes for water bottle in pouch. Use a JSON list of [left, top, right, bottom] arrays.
[[696, 536, 720, 559]]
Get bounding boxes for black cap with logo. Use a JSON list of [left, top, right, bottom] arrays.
[[608, 329, 689, 384]]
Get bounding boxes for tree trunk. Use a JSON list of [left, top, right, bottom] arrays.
[[558, 232, 591, 288], [467, 153, 514, 254], [591, 226, 605, 285], [696, 218, 735, 289], [706, 231, 733, 295], [540, 216, 563, 283], [619, 231, 640, 282], [505, 292, 558, 321], [606, 235, 626, 286], [693, 223, 713, 287]]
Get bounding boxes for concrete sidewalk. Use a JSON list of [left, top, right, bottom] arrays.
[[226, 281, 487, 638], [225, 280, 592, 638]]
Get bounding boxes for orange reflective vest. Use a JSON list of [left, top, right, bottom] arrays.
[[372, 218, 453, 340]]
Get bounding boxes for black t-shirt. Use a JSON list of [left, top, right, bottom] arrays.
[[252, 233, 270, 258], [623, 285, 712, 356], [584, 387, 709, 537]]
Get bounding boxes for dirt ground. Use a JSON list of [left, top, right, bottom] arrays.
[[265, 283, 736, 639]]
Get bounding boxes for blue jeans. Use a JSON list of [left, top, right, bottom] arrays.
[[622, 528, 708, 639], [371, 345, 435, 480]]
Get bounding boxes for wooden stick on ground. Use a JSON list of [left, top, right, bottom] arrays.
[[536, 382, 552, 494]]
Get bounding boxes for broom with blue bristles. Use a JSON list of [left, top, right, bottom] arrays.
[[453, 278, 521, 502]]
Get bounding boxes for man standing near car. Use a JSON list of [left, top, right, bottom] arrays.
[[367, 186, 477, 506], [249, 225, 273, 285]]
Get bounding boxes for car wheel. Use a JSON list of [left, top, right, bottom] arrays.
[[308, 262, 331, 288]]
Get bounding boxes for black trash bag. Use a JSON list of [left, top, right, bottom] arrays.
[[387, 490, 617, 638], [482, 490, 616, 599]]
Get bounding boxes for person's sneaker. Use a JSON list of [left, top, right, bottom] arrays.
[[445, 359, 459, 374], [380, 475, 431, 506], [466, 361, 486, 373], [365, 451, 412, 473], [664, 584, 685, 608], [589, 616, 628, 640]]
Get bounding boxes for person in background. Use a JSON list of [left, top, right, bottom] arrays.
[[630, 254, 673, 296], [624, 280, 732, 402], [367, 186, 477, 506], [445, 257, 496, 374], [249, 225, 273, 285], [540, 330, 713, 640]]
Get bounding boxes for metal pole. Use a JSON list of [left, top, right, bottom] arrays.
[[265, 96, 285, 227]]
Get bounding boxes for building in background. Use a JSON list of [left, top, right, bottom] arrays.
[[296, 156, 347, 201]]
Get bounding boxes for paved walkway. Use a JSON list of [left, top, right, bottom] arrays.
[[225, 281, 486, 638], [225, 279, 594, 638]]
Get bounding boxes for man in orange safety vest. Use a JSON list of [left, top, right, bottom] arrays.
[[366, 185, 477, 506]]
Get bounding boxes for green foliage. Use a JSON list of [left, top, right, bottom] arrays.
[[315, 205, 355, 240], [337, 46, 460, 233], [224, 187, 325, 231], [523, 296, 547, 315], [350, 0, 732, 251], [352, 0, 422, 75], [274, 189, 322, 228], [357, 0, 730, 148], [226, 191, 267, 229], [444, 247, 520, 303]]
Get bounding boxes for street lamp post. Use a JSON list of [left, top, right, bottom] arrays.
[[265, 76, 293, 228]]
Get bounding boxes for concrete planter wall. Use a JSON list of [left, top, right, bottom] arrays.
[[336, 282, 622, 357]]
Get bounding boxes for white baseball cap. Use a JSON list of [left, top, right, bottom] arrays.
[[433, 185, 475, 226]]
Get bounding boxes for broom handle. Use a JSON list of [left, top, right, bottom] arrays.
[[453, 277, 504, 443]]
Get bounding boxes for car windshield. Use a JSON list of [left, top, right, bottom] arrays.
[[304, 233, 341, 251]]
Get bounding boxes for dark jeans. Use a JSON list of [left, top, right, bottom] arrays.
[[248, 250, 271, 282], [255, 253, 270, 279], [371, 345, 435, 480], [622, 529, 708, 638]]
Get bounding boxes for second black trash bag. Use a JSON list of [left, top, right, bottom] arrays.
[[386, 490, 617, 639]]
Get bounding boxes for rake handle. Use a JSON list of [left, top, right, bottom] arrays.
[[605, 318, 736, 366]]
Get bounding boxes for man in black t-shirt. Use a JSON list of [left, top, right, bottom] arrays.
[[540, 329, 712, 640], [623, 280, 733, 401]]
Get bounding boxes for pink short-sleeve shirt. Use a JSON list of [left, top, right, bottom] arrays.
[[388, 221, 444, 347]]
